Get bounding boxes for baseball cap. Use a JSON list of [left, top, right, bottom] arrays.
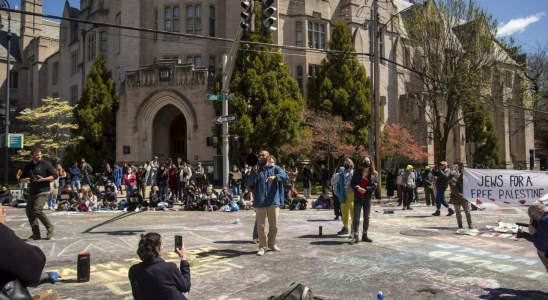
[[528, 202, 546, 223], [407, 165, 413, 170]]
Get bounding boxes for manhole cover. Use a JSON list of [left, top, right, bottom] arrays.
[[400, 230, 439, 236], [418, 288, 437, 296]]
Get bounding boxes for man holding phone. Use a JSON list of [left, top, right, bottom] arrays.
[[528, 202, 548, 272], [19, 148, 58, 240]]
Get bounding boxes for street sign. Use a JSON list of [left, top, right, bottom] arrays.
[[216, 114, 237, 125], [206, 94, 223, 101], [227, 93, 235, 100], [0, 134, 24, 148]]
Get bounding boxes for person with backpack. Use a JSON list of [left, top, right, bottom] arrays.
[[80, 158, 93, 188], [331, 167, 344, 221], [414, 168, 422, 204], [331, 158, 355, 237], [321, 165, 330, 194], [432, 161, 455, 217], [349, 155, 378, 244], [423, 166, 435, 206], [402, 165, 415, 210]]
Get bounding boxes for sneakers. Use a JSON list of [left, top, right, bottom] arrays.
[[337, 227, 349, 235], [26, 234, 41, 241], [257, 248, 265, 256], [46, 225, 54, 239], [402, 207, 406, 210], [135, 207, 140, 212], [406, 207, 413, 210], [458, 224, 464, 229], [333, 216, 340, 221], [447, 209, 455, 217], [432, 211, 441, 216], [270, 245, 281, 251], [397, 203, 402, 206], [362, 234, 373, 243], [349, 235, 360, 245]]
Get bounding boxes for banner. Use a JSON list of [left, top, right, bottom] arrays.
[[463, 169, 548, 206]]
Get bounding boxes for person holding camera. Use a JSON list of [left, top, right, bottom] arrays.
[[247, 150, 288, 256], [128, 232, 191, 300], [349, 155, 378, 244], [448, 165, 473, 229], [528, 202, 548, 272], [19, 148, 58, 240], [432, 161, 455, 217]]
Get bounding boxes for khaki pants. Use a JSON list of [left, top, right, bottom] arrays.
[[341, 193, 354, 230], [26, 192, 52, 237], [538, 250, 548, 273], [454, 201, 473, 227], [255, 206, 279, 250]]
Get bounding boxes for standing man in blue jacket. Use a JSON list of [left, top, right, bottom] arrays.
[[246, 150, 289, 256]]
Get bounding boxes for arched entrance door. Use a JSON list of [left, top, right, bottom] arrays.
[[170, 115, 187, 161]]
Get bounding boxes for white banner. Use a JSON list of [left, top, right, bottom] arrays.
[[463, 169, 548, 206]]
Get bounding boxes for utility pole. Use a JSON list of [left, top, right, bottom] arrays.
[[222, 54, 230, 188], [373, 0, 382, 196], [368, 7, 374, 158], [1, 0, 12, 186]]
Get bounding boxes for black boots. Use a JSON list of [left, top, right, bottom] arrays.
[[337, 227, 349, 235], [349, 235, 360, 245], [362, 233, 373, 243], [447, 209, 455, 216]]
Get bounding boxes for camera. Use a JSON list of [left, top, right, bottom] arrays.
[[516, 222, 535, 242]]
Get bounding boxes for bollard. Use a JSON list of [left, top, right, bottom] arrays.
[[77, 252, 90, 283], [319, 226, 323, 236]]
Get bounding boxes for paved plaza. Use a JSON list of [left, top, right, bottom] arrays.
[[4, 202, 548, 300]]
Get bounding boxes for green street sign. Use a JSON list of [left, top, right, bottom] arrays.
[[227, 93, 235, 100], [206, 94, 223, 101], [0, 134, 24, 148]]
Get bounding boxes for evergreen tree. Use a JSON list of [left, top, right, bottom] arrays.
[[308, 19, 371, 146], [213, 6, 304, 163], [63, 52, 119, 169], [463, 101, 500, 168]]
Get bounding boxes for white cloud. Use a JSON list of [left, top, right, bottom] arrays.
[[498, 12, 545, 37]]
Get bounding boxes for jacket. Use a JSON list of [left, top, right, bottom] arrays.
[[402, 171, 415, 189], [113, 167, 123, 186], [124, 174, 136, 188], [287, 167, 298, 182], [128, 257, 190, 300], [246, 163, 288, 207], [423, 170, 434, 188], [68, 167, 81, 181], [350, 169, 379, 202], [321, 168, 329, 181], [434, 168, 451, 189], [81, 162, 92, 175], [532, 211, 548, 253], [448, 174, 464, 205], [332, 169, 354, 204]]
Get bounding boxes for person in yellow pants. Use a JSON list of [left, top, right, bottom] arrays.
[[331, 158, 355, 237]]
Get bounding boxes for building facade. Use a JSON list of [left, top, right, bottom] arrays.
[[0, 0, 535, 173]]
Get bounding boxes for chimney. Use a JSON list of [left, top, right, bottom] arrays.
[[19, 0, 43, 50]]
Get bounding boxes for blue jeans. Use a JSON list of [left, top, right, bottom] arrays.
[[47, 193, 56, 208], [150, 169, 157, 186], [159, 186, 167, 197], [232, 185, 240, 196], [322, 180, 329, 194], [83, 174, 92, 187], [435, 187, 450, 210], [414, 186, 419, 202], [126, 185, 135, 202], [253, 220, 258, 239], [178, 181, 187, 199], [71, 180, 81, 192]]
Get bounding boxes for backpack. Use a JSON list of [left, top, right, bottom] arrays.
[[86, 163, 93, 173], [77, 202, 89, 212], [57, 200, 69, 211], [405, 172, 416, 189], [290, 197, 305, 211], [230, 202, 240, 211], [299, 198, 308, 210], [416, 172, 423, 186]]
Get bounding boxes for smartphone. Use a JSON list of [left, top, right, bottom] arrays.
[[175, 235, 183, 252]]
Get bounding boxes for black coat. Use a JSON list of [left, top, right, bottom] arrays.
[[128, 257, 191, 300], [303, 169, 312, 188], [321, 168, 330, 181], [350, 169, 379, 202]]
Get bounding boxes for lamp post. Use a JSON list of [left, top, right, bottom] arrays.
[[0, 0, 11, 186]]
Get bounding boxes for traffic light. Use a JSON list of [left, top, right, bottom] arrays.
[[230, 136, 245, 147], [262, 0, 277, 32], [241, 1, 254, 31], [206, 136, 218, 148]]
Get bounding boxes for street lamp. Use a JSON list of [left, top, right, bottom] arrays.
[[0, 0, 11, 185]]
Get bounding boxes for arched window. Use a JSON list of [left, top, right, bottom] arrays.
[[209, 6, 216, 37], [165, 7, 172, 18], [186, 57, 193, 64], [165, 6, 180, 38], [314, 23, 319, 49], [195, 56, 202, 67], [320, 25, 326, 50], [186, 6, 194, 34], [173, 7, 180, 18], [187, 5, 201, 35], [209, 57, 216, 70], [308, 22, 313, 48], [296, 21, 303, 47]]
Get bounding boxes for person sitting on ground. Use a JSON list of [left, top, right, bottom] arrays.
[[79, 187, 88, 202], [0, 185, 13, 205], [192, 189, 203, 210], [203, 188, 219, 211], [85, 189, 99, 211], [218, 187, 233, 207], [102, 187, 118, 210], [144, 186, 161, 210], [128, 189, 144, 212], [206, 184, 219, 198], [128, 232, 191, 300], [158, 188, 174, 209]]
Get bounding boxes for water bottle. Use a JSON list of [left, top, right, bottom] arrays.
[[377, 291, 384, 300]]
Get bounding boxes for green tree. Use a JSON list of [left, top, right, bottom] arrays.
[[213, 6, 304, 164], [463, 101, 500, 168], [307, 19, 371, 146], [63, 52, 119, 169], [12, 97, 81, 163]]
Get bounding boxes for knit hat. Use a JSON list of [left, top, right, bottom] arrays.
[[407, 165, 413, 170], [222, 187, 228, 191]]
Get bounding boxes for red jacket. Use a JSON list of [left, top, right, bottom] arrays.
[[124, 174, 136, 188]]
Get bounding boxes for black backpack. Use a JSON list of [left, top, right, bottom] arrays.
[[290, 197, 305, 211], [299, 198, 308, 210]]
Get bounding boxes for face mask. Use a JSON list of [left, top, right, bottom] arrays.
[[245, 165, 248, 168], [233, 168, 237, 171], [362, 161, 371, 168], [450, 170, 455, 175]]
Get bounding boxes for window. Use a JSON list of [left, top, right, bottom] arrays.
[[308, 65, 319, 78], [209, 57, 216, 71], [100, 31, 107, 56], [404, 47, 411, 67], [307, 21, 325, 49], [87, 33, 96, 61], [71, 21, 78, 43], [195, 56, 202, 67], [98, 0, 104, 9], [9, 71, 18, 89], [505, 71, 513, 88], [116, 13, 121, 54], [296, 66, 303, 93], [71, 51, 78, 75], [165, 6, 180, 38], [186, 57, 193, 64], [379, 33, 384, 61], [62, 24, 67, 42], [52, 61, 59, 85], [70, 85, 78, 106], [154, 8, 158, 42], [296, 21, 303, 47], [209, 6, 215, 37], [186, 5, 201, 35]]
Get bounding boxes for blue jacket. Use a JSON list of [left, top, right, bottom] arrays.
[[246, 163, 288, 207], [113, 167, 123, 186], [532, 211, 548, 253], [68, 167, 81, 181]]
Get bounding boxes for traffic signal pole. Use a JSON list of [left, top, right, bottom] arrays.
[[373, 0, 382, 197]]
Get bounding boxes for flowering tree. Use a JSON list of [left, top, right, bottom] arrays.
[[381, 123, 432, 168], [282, 110, 367, 171]]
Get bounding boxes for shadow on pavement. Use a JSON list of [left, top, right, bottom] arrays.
[[405, 216, 432, 218], [197, 248, 257, 258], [310, 241, 348, 246], [82, 211, 144, 234], [298, 234, 345, 239], [420, 226, 458, 230], [213, 240, 254, 244], [479, 288, 548, 299], [85, 230, 145, 236], [307, 219, 337, 222]]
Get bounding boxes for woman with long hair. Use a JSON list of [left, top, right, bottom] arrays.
[[56, 164, 66, 201], [349, 155, 378, 244]]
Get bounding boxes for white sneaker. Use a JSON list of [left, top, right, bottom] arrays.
[[123, 208, 127, 212], [135, 207, 140, 212], [257, 248, 265, 256], [270, 245, 281, 252]]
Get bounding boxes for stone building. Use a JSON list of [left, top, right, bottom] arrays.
[[0, 0, 535, 174]]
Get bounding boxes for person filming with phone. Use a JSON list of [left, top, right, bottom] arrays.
[[19, 148, 58, 240], [528, 202, 548, 272], [128, 232, 191, 300]]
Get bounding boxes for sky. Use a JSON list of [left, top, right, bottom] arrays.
[[13, 0, 548, 52]]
